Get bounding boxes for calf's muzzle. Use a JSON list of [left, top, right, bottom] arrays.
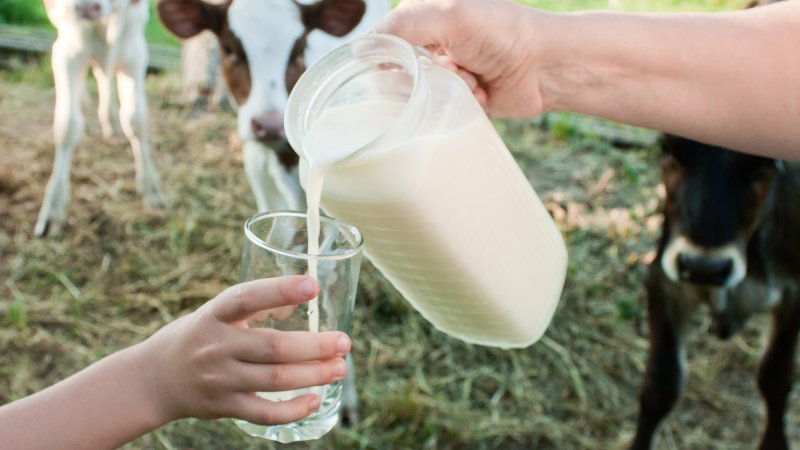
[[251, 111, 285, 143], [75, 2, 103, 20], [677, 253, 734, 287]]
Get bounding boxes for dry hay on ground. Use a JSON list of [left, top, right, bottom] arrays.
[[1, 66, 798, 449]]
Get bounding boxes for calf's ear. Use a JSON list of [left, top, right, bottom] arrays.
[[157, 0, 227, 39], [302, 0, 366, 37]]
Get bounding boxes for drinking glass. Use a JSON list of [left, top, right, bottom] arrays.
[[235, 211, 363, 443]]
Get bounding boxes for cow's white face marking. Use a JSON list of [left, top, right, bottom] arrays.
[[661, 235, 747, 288], [46, 0, 114, 22], [228, 0, 305, 142]]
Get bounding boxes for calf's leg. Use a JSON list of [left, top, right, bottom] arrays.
[[757, 294, 800, 450], [92, 63, 120, 141], [116, 36, 168, 210], [630, 275, 692, 450], [36, 40, 87, 236], [339, 355, 359, 426], [244, 142, 304, 213]]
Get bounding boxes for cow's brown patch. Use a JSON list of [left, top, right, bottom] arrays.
[[216, 22, 251, 106], [285, 33, 308, 94]]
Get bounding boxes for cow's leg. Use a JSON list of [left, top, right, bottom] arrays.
[[756, 292, 800, 450], [36, 40, 87, 237], [116, 36, 168, 210], [630, 273, 693, 450], [243, 142, 304, 213], [339, 355, 359, 426], [92, 63, 120, 141], [244, 142, 286, 213], [267, 158, 304, 212]]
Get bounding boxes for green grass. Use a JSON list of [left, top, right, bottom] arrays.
[[3, 64, 796, 448], [0, 0, 48, 25]]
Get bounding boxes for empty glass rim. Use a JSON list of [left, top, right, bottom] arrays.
[[243, 210, 364, 260]]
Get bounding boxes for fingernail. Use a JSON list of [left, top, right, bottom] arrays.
[[299, 278, 315, 297], [337, 334, 351, 353], [333, 358, 347, 379], [308, 396, 321, 411]]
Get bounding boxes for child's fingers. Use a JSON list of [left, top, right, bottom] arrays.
[[232, 358, 347, 393], [233, 393, 322, 425], [212, 276, 319, 322], [232, 329, 351, 363]]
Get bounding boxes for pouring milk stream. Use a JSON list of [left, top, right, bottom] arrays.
[[290, 34, 567, 348], [303, 100, 405, 332]]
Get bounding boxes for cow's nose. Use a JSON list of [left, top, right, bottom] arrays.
[[677, 253, 733, 286], [75, 2, 102, 20], [251, 112, 284, 143]]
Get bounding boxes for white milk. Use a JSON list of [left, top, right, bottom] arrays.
[[300, 99, 567, 348], [303, 100, 406, 332], [305, 167, 322, 334]]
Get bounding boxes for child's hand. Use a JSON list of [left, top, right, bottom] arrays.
[[139, 275, 351, 425]]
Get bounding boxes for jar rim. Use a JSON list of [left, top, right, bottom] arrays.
[[284, 34, 423, 165]]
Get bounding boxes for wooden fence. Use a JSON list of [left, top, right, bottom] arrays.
[[0, 23, 180, 71]]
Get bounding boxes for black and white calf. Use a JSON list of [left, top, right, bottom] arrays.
[[38, 0, 167, 236], [157, 0, 389, 213], [631, 135, 800, 450]]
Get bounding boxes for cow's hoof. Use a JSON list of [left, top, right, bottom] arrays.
[[102, 129, 125, 145], [142, 186, 170, 211], [338, 406, 359, 429], [34, 216, 64, 237]]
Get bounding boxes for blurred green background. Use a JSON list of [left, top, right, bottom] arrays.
[[0, 0, 177, 45], [1, 0, 752, 46]]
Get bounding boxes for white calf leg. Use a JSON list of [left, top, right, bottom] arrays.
[[340, 355, 360, 426], [244, 141, 293, 212], [266, 156, 304, 212], [92, 63, 120, 141], [36, 42, 87, 236], [116, 63, 168, 209]]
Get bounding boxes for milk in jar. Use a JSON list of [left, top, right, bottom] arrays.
[[287, 34, 567, 348]]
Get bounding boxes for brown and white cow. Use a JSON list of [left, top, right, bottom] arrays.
[[37, 0, 168, 236], [157, 0, 389, 214], [157, 0, 389, 425]]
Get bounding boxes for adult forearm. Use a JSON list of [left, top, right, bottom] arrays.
[[533, 2, 800, 158], [0, 342, 171, 450]]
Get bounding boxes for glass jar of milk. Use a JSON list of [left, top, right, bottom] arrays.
[[285, 34, 567, 348]]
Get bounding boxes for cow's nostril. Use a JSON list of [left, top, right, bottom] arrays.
[[251, 118, 266, 138], [251, 113, 284, 143], [676, 253, 734, 286], [76, 3, 102, 19]]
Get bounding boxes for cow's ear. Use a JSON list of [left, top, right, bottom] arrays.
[[157, 0, 227, 39], [301, 0, 366, 37]]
